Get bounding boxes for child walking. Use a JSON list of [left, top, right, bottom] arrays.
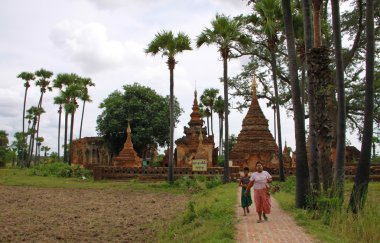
[[239, 167, 252, 216]]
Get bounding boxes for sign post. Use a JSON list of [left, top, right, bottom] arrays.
[[192, 159, 207, 172]]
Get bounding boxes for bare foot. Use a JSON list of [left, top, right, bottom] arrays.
[[257, 219, 262, 223], [263, 214, 268, 221], [247, 207, 250, 213]]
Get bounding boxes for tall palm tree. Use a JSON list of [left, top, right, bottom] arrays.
[[200, 88, 219, 136], [349, 0, 375, 213], [254, 0, 285, 181], [214, 95, 224, 157], [145, 31, 192, 184], [196, 14, 249, 183], [41, 145, 50, 160], [281, 0, 310, 208], [79, 77, 95, 139], [54, 96, 65, 159], [26, 106, 45, 167], [331, 0, 346, 200], [36, 136, 44, 164], [17, 71, 35, 165], [311, 0, 322, 47], [34, 68, 53, 162]]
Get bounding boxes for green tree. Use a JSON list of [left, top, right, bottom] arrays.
[[11, 132, 27, 166], [41, 145, 50, 160], [36, 137, 44, 164], [196, 14, 249, 183], [145, 30, 191, 183], [54, 96, 65, 159], [97, 84, 183, 158], [79, 78, 95, 139], [26, 106, 45, 167], [281, 0, 310, 208], [0, 130, 9, 167], [200, 88, 219, 136], [349, 0, 375, 214]]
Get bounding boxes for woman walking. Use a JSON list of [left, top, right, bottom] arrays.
[[245, 161, 272, 223]]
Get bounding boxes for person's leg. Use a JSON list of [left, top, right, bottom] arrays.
[[257, 211, 262, 223], [243, 207, 247, 216]]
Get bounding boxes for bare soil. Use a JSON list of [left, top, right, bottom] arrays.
[[0, 185, 188, 243]]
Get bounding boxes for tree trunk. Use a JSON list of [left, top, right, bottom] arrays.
[[79, 101, 86, 139], [206, 116, 210, 135], [312, 0, 322, 47], [63, 110, 69, 163], [302, 0, 320, 193], [168, 58, 175, 184], [58, 105, 62, 160], [220, 116, 224, 157], [331, 0, 346, 200], [69, 109, 75, 165], [349, 0, 374, 213], [210, 108, 214, 136], [223, 52, 229, 183], [270, 49, 285, 181], [22, 84, 29, 165], [28, 119, 37, 167], [282, 0, 310, 208]]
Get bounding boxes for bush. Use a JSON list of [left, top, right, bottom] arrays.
[[175, 175, 223, 194], [29, 162, 92, 178]]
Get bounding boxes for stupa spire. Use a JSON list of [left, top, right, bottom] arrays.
[[252, 75, 257, 100]]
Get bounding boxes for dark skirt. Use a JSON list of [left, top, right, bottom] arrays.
[[241, 187, 253, 208]]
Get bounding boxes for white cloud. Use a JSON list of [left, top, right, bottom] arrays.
[[50, 20, 145, 73]]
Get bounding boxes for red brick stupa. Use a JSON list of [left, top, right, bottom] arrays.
[[112, 122, 142, 167], [229, 76, 279, 170]]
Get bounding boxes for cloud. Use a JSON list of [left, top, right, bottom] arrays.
[[88, 0, 165, 10], [50, 20, 145, 73]]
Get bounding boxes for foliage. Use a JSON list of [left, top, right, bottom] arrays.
[[174, 175, 223, 194], [0, 130, 9, 167], [97, 83, 183, 157], [28, 162, 92, 178], [158, 182, 236, 243]]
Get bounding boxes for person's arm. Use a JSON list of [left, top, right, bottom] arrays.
[[244, 179, 254, 196], [266, 171, 272, 183], [239, 179, 242, 187]]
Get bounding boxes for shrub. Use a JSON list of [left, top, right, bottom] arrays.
[[29, 162, 92, 178]]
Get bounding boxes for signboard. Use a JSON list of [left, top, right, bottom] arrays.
[[192, 159, 208, 171]]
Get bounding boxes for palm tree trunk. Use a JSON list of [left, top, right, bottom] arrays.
[[28, 119, 37, 167], [223, 53, 229, 183], [69, 110, 75, 165], [79, 101, 86, 139], [22, 85, 29, 165], [206, 116, 210, 135], [331, 0, 346, 200], [57, 106, 62, 160], [349, 0, 374, 213], [312, 0, 322, 47], [64, 110, 69, 163], [219, 115, 223, 156], [282, 0, 310, 208], [35, 93, 44, 163], [270, 49, 285, 181], [168, 64, 175, 184], [210, 108, 214, 136]]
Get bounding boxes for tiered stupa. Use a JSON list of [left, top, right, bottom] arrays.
[[175, 90, 217, 167], [112, 122, 142, 167], [230, 77, 279, 170]]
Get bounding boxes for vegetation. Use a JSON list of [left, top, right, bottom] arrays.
[[274, 177, 380, 243]]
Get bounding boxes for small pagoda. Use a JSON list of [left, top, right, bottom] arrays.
[[229, 76, 279, 170], [175, 90, 217, 167], [112, 122, 142, 167]]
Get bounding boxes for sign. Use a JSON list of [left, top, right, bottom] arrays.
[[192, 159, 208, 171]]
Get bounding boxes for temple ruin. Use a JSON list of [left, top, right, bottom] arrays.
[[71, 137, 112, 168]]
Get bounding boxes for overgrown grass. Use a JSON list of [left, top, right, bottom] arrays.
[[273, 177, 380, 243], [158, 182, 237, 243]]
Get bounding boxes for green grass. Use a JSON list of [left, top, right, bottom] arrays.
[[158, 182, 237, 243], [274, 177, 380, 243]]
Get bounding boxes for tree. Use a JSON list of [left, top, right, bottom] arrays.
[[214, 95, 224, 156], [97, 83, 183, 158], [0, 130, 9, 167], [11, 132, 27, 167], [200, 88, 219, 136], [41, 146, 50, 160], [145, 30, 191, 183], [79, 78, 95, 139], [281, 0, 310, 208], [54, 96, 65, 159], [349, 0, 375, 214], [197, 14, 249, 183], [26, 106, 45, 166], [34, 68, 53, 163], [36, 137, 44, 164]]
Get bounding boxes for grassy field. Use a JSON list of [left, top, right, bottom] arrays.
[[273, 177, 380, 243]]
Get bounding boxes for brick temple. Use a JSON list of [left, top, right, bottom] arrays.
[[112, 122, 142, 167], [71, 137, 112, 168], [174, 90, 217, 167], [230, 77, 279, 171]]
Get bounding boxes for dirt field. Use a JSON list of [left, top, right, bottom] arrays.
[[0, 185, 188, 242]]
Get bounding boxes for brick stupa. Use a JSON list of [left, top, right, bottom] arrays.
[[175, 90, 217, 167], [112, 122, 142, 167], [230, 77, 279, 170]]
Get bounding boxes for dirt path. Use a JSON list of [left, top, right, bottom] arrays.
[[235, 187, 316, 243], [0, 185, 188, 243]]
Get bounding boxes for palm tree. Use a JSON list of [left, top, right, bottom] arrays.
[[214, 96, 224, 157], [330, 0, 346, 200], [79, 77, 95, 139], [54, 96, 65, 159], [145, 30, 192, 183], [254, 0, 285, 181], [200, 88, 219, 136], [41, 146, 50, 161], [34, 68, 53, 162], [311, 0, 322, 47], [196, 14, 249, 183], [349, 0, 375, 213], [36, 136, 44, 164], [26, 106, 45, 167], [281, 0, 310, 208], [17, 71, 35, 165]]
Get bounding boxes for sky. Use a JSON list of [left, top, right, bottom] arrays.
[[0, 0, 366, 155]]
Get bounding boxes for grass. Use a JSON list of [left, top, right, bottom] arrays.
[[273, 177, 380, 243], [158, 182, 237, 243]]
